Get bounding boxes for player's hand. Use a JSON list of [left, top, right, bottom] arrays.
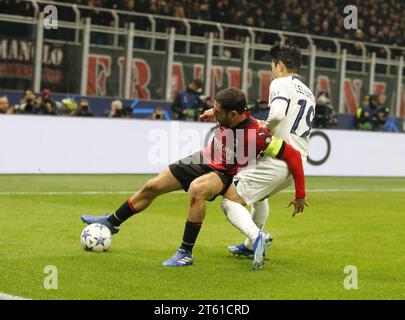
[[258, 120, 268, 127], [199, 108, 215, 121], [286, 197, 309, 217]]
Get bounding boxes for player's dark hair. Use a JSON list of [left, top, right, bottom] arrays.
[[269, 42, 302, 72], [215, 87, 246, 114]]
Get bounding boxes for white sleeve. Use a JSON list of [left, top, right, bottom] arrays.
[[266, 79, 289, 129], [267, 99, 288, 121]]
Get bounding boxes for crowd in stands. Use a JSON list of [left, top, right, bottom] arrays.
[[0, 89, 95, 117], [1, 86, 399, 132], [0, 1, 403, 130], [311, 90, 396, 132], [355, 94, 398, 132], [2, 0, 405, 56], [0, 89, 167, 120]]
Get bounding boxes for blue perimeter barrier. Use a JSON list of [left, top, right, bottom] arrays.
[[1, 89, 403, 132]]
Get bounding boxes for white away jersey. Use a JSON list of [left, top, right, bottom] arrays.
[[267, 75, 316, 161]]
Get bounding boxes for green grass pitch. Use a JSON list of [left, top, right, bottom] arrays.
[[0, 175, 404, 300]]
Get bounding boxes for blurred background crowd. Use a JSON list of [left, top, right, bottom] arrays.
[[0, 0, 402, 132], [0, 89, 96, 117], [1, 0, 405, 52], [1, 85, 396, 132]]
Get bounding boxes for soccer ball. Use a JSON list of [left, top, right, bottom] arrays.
[[80, 223, 112, 252]]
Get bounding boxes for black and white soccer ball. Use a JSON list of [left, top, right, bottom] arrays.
[[80, 223, 112, 252]]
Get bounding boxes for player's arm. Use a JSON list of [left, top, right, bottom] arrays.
[[266, 79, 289, 130], [263, 136, 308, 216], [266, 98, 289, 130], [199, 108, 215, 121]]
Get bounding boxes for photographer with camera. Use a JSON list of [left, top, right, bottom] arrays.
[[36, 89, 57, 116], [171, 78, 204, 121], [75, 99, 94, 117], [151, 107, 165, 120], [106, 100, 132, 118], [355, 95, 373, 130], [0, 96, 14, 114], [373, 94, 391, 131], [313, 91, 338, 129], [355, 94, 389, 131], [16, 90, 38, 114], [195, 94, 213, 120]]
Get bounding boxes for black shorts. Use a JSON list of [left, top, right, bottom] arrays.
[[168, 152, 233, 200]]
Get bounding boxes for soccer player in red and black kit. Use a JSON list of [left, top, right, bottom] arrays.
[[81, 87, 305, 267]]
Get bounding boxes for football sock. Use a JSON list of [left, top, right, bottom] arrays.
[[221, 199, 260, 246], [244, 199, 269, 250], [180, 220, 202, 252], [107, 199, 138, 226]]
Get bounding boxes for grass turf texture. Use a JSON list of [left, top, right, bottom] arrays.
[[0, 175, 404, 300]]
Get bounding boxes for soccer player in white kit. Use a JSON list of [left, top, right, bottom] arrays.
[[221, 42, 315, 269]]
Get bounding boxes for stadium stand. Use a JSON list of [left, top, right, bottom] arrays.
[[2, 0, 405, 49], [0, 0, 404, 131]]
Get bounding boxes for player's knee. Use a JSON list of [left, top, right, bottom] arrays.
[[253, 199, 269, 211], [189, 181, 210, 200], [221, 198, 231, 215], [142, 178, 162, 196]]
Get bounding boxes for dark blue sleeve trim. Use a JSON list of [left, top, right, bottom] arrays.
[[270, 96, 289, 104]]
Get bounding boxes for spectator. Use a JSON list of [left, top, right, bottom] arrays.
[[107, 99, 131, 118], [107, 99, 123, 117], [171, 78, 203, 121], [352, 29, 365, 55], [61, 98, 78, 116], [16, 90, 37, 114], [378, 25, 393, 45], [278, 12, 292, 32], [3, 0, 405, 48], [374, 94, 390, 131], [151, 107, 165, 120], [36, 89, 57, 115], [355, 94, 388, 131], [313, 92, 338, 129], [317, 20, 335, 52], [81, 0, 114, 45], [75, 99, 94, 117], [355, 95, 374, 131], [83, 0, 114, 27], [254, 7, 266, 30], [0, 96, 14, 114], [298, 15, 309, 34], [367, 26, 379, 44]]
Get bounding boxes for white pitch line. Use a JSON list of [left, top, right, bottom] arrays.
[[297, 188, 405, 192], [0, 292, 31, 300], [0, 188, 405, 196], [0, 191, 133, 195]]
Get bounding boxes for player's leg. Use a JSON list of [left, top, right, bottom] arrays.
[[128, 168, 183, 212], [180, 172, 225, 250], [110, 167, 183, 223], [228, 199, 269, 258], [222, 183, 262, 246], [222, 184, 272, 270], [162, 171, 226, 267], [81, 167, 182, 232], [222, 157, 291, 269], [250, 199, 270, 236]]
